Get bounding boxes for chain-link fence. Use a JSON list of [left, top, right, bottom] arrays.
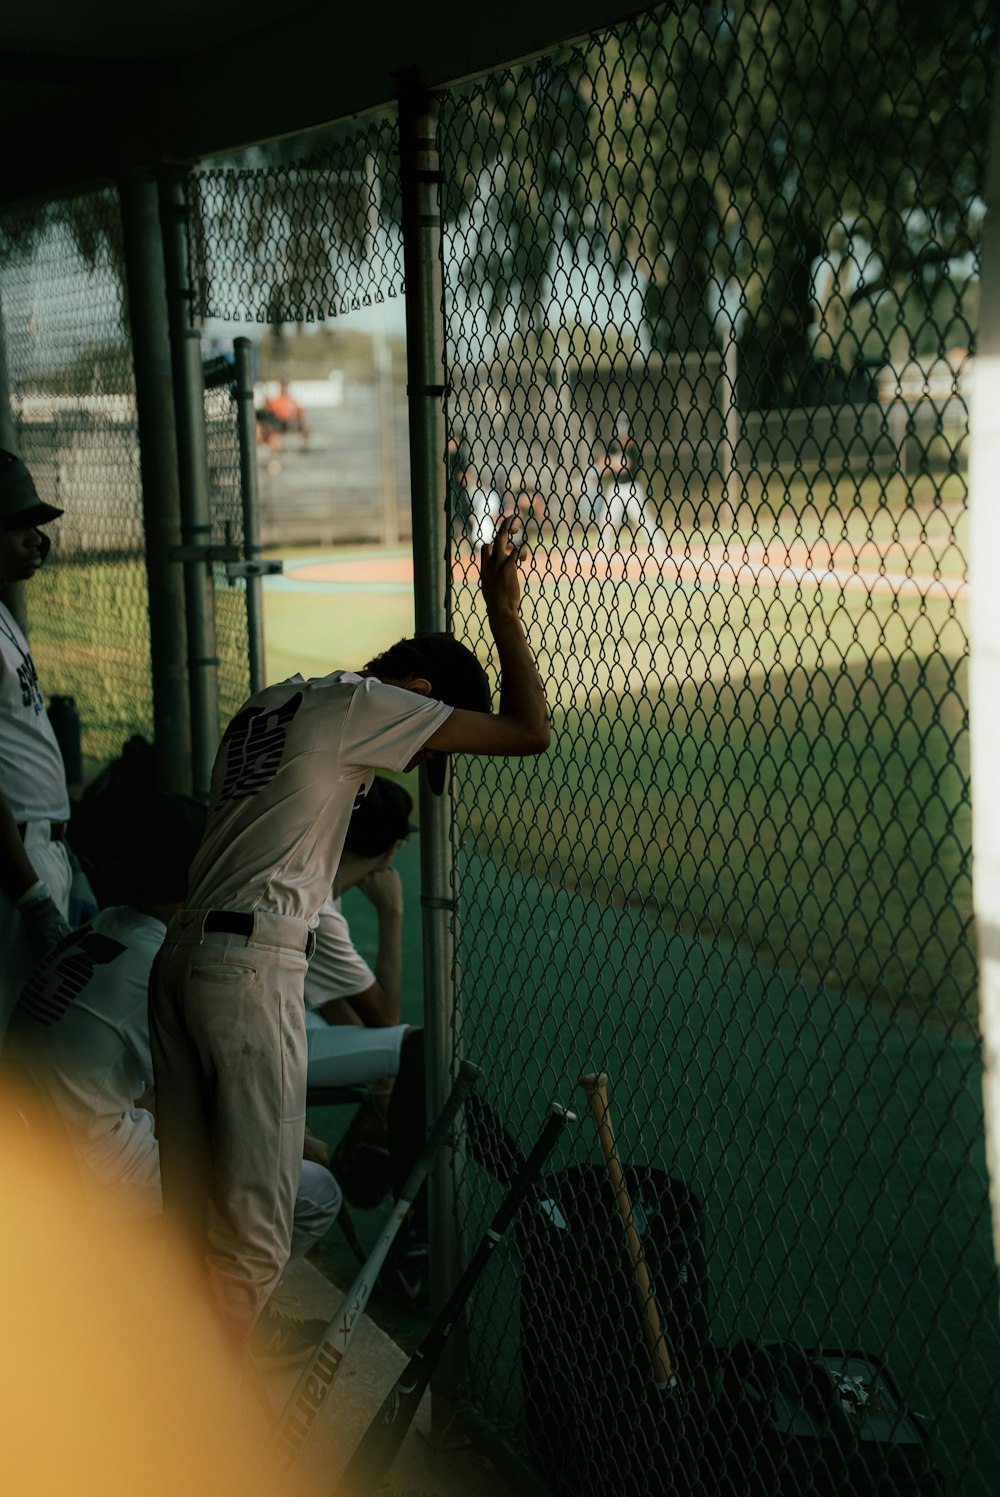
[[203, 360, 252, 724], [190, 117, 403, 324], [3, 3, 996, 1491], [188, 114, 410, 550], [0, 188, 152, 778], [440, 3, 998, 1494]]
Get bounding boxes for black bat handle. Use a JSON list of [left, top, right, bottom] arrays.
[[479, 1102, 572, 1237], [418, 1103, 574, 1356], [333, 1103, 574, 1497]]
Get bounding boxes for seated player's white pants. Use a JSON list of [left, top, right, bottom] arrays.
[[78, 1103, 340, 1270], [305, 1007, 409, 1088], [149, 907, 315, 1347], [0, 824, 72, 1048]]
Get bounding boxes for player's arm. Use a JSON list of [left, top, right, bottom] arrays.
[[314, 874, 404, 1029], [0, 789, 41, 902], [0, 789, 72, 957], [316, 869, 403, 1028], [423, 517, 551, 758], [318, 983, 392, 1029]]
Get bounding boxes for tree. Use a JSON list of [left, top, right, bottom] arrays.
[[439, 0, 996, 402]]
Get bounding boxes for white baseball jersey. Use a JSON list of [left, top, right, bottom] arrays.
[[6, 906, 163, 1183], [0, 600, 70, 822], [185, 670, 451, 923], [304, 895, 376, 1008]]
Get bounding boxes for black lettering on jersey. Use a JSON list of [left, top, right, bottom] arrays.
[[16, 654, 43, 714], [219, 692, 303, 802], [17, 928, 127, 1027]]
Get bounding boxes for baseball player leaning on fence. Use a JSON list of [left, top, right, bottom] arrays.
[[148, 516, 550, 1364], [0, 451, 75, 1042]]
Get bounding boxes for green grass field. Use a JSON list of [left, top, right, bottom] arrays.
[[451, 576, 971, 1031], [24, 465, 974, 1036], [261, 465, 974, 1035]]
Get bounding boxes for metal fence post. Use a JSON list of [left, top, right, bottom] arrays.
[[0, 290, 28, 634], [119, 170, 193, 795], [233, 337, 267, 695], [969, 43, 1000, 1290], [159, 166, 221, 800], [399, 73, 464, 1430]]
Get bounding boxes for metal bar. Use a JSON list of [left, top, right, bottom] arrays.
[[969, 42, 1000, 1279], [119, 171, 193, 796], [233, 336, 266, 695], [158, 166, 220, 800], [0, 289, 28, 633], [398, 72, 463, 1428], [364, 151, 401, 549]]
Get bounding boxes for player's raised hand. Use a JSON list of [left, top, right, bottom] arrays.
[[480, 515, 525, 617]]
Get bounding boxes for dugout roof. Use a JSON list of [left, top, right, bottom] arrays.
[[0, 0, 637, 208]]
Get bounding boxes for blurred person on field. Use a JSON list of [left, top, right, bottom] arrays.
[[264, 378, 310, 446], [447, 433, 473, 545], [598, 434, 666, 555], [464, 465, 502, 551], [0, 450, 76, 1042]]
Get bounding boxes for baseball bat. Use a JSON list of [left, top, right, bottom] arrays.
[[333, 1102, 576, 1497], [270, 1059, 482, 1471], [580, 1071, 676, 1389]]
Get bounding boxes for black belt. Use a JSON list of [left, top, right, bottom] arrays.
[[17, 821, 68, 842], [204, 910, 255, 936], [203, 909, 313, 954]]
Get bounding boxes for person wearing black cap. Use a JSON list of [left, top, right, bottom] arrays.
[[0, 449, 73, 1041], [149, 516, 550, 1363]]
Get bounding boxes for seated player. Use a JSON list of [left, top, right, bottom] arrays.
[[304, 775, 430, 1304], [6, 795, 341, 1366]]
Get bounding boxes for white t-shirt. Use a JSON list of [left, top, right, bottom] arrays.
[[185, 671, 452, 922], [303, 895, 376, 1009], [0, 601, 70, 822], [6, 906, 163, 1181]]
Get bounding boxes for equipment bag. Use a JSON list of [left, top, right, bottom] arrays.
[[518, 1162, 712, 1497], [714, 1340, 946, 1497]]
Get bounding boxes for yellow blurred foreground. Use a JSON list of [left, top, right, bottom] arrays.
[[0, 1103, 286, 1497]]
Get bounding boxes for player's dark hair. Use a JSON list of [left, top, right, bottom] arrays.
[[365, 633, 491, 715], [345, 777, 415, 858]]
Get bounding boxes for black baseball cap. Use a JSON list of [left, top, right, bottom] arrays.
[[0, 450, 63, 529]]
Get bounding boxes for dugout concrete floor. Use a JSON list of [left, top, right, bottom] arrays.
[[257, 1256, 518, 1497]]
